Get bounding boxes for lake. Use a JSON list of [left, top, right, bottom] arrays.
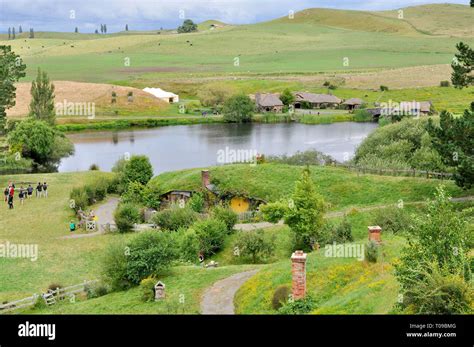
[[58, 122, 378, 174]]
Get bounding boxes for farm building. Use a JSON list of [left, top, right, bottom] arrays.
[[399, 101, 433, 116], [143, 87, 179, 103], [255, 93, 284, 113], [293, 92, 342, 109], [159, 190, 194, 208], [343, 98, 364, 110]]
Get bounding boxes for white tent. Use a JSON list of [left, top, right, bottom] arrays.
[[143, 87, 179, 103]]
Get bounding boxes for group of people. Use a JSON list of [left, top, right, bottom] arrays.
[[4, 182, 49, 209]]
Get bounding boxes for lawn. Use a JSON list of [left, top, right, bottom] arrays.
[[149, 163, 473, 211]]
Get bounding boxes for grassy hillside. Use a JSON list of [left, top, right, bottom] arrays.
[[1, 5, 471, 84], [149, 163, 472, 211]]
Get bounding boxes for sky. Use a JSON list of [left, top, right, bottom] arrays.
[[0, 0, 469, 33]]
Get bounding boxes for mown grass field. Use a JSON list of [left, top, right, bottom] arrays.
[[149, 163, 473, 210]]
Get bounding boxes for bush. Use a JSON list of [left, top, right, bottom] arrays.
[[440, 80, 451, 87], [114, 203, 141, 233], [372, 206, 413, 234], [191, 218, 228, 256], [234, 229, 275, 263], [152, 206, 198, 231], [266, 149, 335, 166], [333, 217, 353, 242], [103, 232, 177, 289], [89, 163, 100, 171], [188, 192, 205, 213], [380, 85, 389, 91], [86, 282, 109, 299], [211, 205, 238, 233], [122, 155, 154, 186], [365, 240, 379, 263], [222, 94, 254, 123], [353, 109, 372, 122], [140, 277, 157, 302], [70, 178, 112, 211], [261, 200, 288, 223], [272, 285, 290, 310], [279, 296, 316, 315], [177, 229, 201, 263]]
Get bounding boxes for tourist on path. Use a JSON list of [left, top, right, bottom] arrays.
[[27, 184, 33, 199], [36, 182, 42, 198], [8, 184, 14, 209], [19, 186, 25, 205], [43, 182, 48, 198]]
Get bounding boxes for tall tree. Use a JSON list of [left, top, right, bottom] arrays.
[[12, 27, 15, 39], [125, 24, 129, 31], [284, 167, 326, 250], [177, 19, 198, 33], [29, 68, 56, 125], [104, 24, 107, 33], [451, 42, 474, 88], [100, 24, 103, 33], [0, 45, 27, 133], [29, 28, 34, 39], [18, 25, 22, 34], [427, 103, 474, 189], [74, 27, 78, 33], [8, 27, 11, 40]]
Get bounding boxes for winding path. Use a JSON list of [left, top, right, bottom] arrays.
[[201, 269, 259, 315], [60, 197, 119, 239]]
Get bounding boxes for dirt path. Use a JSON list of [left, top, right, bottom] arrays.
[[201, 269, 259, 315], [60, 197, 119, 239]]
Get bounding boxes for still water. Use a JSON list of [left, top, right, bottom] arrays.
[[58, 122, 378, 174]]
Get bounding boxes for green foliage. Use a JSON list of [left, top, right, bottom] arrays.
[[353, 109, 372, 122], [177, 19, 198, 33], [152, 206, 198, 231], [197, 84, 235, 108], [439, 80, 450, 87], [266, 149, 335, 166], [0, 45, 27, 133], [278, 296, 316, 315], [222, 94, 254, 123], [451, 42, 474, 89], [354, 117, 446, 172], [190, 218, 228, 256], [210, 205, 238, 233], [114, 203, 141, 233], [365, 240, 379, 263], [7, 119, 74, 169], [234, 229, 275, 263], [261, 200, 288, 223], [29, 68, 56, 125], [284, 167, 326, 251], [371, 207, 414, 234], [122, 180, 163, 209], [427, 103, 474, 189], [188, 192, 205, 213], [279, 88, 295, 106], [140, 277, 157, 302], [177, 228, 201, 263], [70, 179, 111, 211], [380, 85, 389, 91], [333, 217, 353, 242], [272, 285, 290, 310], [395, 186, 472, 313], [103, 231, 176, 289], [86, 282, 109, 299], [122, 155, 154, 186]]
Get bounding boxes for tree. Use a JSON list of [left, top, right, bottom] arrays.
[[427, 103, 474, 189], [95, 29, 99, 34], [120, 155, 154, 186], [29, 68, 56, 125], [74, 27, 78, 33], [279, 88, 295, 106], [177, 19, 197, 33], [234, 230, 275, 263], [104, 24, 107, 34], [222, 94, 254, 123], [451, 42, 474, 89], [12, 27, 15, 40], [125, 24, 129, 31], [394, 186, 472, 314], [0, 45, 27, 133], [284, 167, 326, 250], [19, 26, 22, 34], [471, 0, 474, 7], [197, 84, 235, 108], [8, 28, 11, 40], [29, 28, 34, 39], [7, 119, 73, 169], [100, 24, 104, 34]]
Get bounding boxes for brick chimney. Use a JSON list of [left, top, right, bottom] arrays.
[[201, 170, 210, 188], [368, 226, 382, 243], [291, 250, 307, 300]]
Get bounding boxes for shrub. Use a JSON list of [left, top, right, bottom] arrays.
[[177, 229, 201, 263], [140, 277, 157, 302], [234, 229, 275, 263], [122, 155, 154, 186], [333, 217, 353, 242], [279, 296, 316, 315], [114, 203, 141, 233], [152, 206, 198, 231], [102, 241, 129, 290], [365, 240, 379, 263], [380, 85, 389, 91], [121, 181, 146, 205], [261, 200, 288, 223], [266, 149, 334, 166], [372, 206, 413, 234], [272, 285, 290, 310], [89, 163, 100, 171], [86, 282, 109, 299], [188, 192, 205, 213], [191, 218, 228, 256], [211, 205, 238, 233], [69, 178, 112, 211], [222, 94, 254, 123], [440, 80, 450, 87], [353, 109, 372, 122]]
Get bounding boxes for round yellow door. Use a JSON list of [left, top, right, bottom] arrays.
[[230, 197, 250, 213]]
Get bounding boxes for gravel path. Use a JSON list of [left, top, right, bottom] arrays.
[[201, 269, 259, 315]]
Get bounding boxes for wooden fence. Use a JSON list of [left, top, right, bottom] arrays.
[[0, 280, 97, 314], [334, 163, 453, 180]]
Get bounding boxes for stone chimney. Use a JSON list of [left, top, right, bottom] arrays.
[[201, 170, 210, 188], [291, 250, 307, 300], [368, 226, 382, 243]]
